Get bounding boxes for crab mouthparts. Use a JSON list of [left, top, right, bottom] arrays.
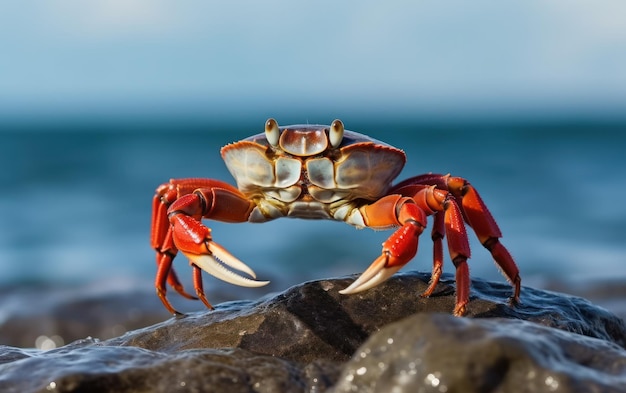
[[183, 242, 270, 288]]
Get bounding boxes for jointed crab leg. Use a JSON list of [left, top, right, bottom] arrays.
[[341, 187, 474, 315], [152, 185, 199, 302], [150, 120, 521, 317], [391, 174, 521, 312], [340, 196, 427, 293], [151, 179, 269, 315], [445, 176, 521, 305], [423, 211, 445, 298]]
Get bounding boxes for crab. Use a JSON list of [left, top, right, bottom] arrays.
[[151, 119, 521, 316]]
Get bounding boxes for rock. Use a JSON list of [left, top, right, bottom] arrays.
[[0, 340, 340, 393], [108, 272, 626, 357], [0, 272, 625, 393], [545, 279, 626, 322], [0, 279, 271, 349], [0, 284, 168, 349], [330, 313, 626, 393]]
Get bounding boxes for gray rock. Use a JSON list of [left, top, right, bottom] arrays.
[[0, 272, 624, 393], [109, 272, 626, 357], [330, 313, 626, 393], [0, 285, 167, 349], [0, 340, 339, 393]]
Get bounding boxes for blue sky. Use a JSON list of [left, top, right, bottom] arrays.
[[1, 1, 625, 122]]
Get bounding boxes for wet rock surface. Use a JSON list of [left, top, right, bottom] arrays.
[[1, 271, 625, 393], [331, 314, 626, 393], [0, 285, 166, 349]]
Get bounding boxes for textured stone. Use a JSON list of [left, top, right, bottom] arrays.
[[0, 340, 339, 393], [0, 286, 166, 349], [109, 272, 626, 357], [0, 272, 624, 393], [330, 313, 626, 393]]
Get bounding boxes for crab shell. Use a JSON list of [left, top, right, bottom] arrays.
[[220, 119, 407, 225]]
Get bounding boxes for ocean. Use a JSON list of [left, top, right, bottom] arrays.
[[2, 119, 625, 311]]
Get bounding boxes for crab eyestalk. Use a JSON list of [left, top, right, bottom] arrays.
[[265, 118, 280, 146], [329, 119, 344, 148]]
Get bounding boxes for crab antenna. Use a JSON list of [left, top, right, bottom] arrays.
[[330, 119, 344, 148], [265, 118, 280, 146]]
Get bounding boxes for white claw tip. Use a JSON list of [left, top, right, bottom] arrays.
[[183, 242, 270, 288], [339, 256, 402, 295]]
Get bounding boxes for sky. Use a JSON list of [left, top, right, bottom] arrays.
[[1, 1, 625, 123]]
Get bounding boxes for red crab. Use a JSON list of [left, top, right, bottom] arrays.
[[151, 119, 521, 316]]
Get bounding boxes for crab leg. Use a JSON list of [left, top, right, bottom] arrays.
[[151, 179, 269, 315], [422, 210, 445, 298], [393, 174, 521, 310], [152, 181, 212, 304], [446, 176, 521, 305], [340, 196, 427, 293], [341, 187, 474, 315]]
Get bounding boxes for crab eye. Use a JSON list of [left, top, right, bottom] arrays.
[[329, 119, 344, 148], [265, 118, 280, 146]]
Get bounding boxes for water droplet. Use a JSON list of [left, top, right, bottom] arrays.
[[545, 375, 559, 391], [320, 281, 334, 291], [425, 372, 441, 387], [35, 335, 63, 351], [45, 381, 57, 391], [356, 366, 367, 376]]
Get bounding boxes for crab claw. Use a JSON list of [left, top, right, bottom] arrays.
[[183, 241, 270, 288], [340, 219, 422, 295], [339, 253, 403, 294]]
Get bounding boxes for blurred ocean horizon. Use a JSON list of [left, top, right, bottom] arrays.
[[2, 1, 625, 313], [1, 114, 625, 313]]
